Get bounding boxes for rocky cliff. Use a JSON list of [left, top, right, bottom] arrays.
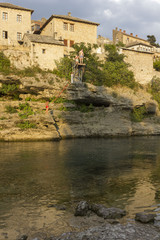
[[0, 72, 160, 141]]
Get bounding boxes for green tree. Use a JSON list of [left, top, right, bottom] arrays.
[[53, 43, 137, 89], [147, 35, 159, 47], [153, 59, 160, 71]]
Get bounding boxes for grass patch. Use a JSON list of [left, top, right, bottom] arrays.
[[16, 121, 36, 129], [0, 116, 7, 120], [18, 102, 34, 119], [5, 105, 17, 114]]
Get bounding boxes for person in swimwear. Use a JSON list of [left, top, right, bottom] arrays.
[[79, 49, 84, 64]]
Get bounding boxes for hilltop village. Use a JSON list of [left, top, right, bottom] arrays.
[[2, 2, 160, 142], [1, 2, 160, 85]]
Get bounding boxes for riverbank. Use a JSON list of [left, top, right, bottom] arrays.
[[1, 72, 160, 141]]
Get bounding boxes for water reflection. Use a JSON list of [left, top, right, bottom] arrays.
[[0, 137, 160, 238]]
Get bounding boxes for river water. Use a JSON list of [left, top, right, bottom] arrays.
[[1, 137, 160, 239]]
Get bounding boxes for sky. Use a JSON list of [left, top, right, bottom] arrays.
[[2, 0, 160, 43]]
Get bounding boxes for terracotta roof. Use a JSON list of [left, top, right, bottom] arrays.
[[24, 34, 64, 46], [39, 14, 99, 33], [126, 41, 152, 48], [0, 3, 34, 13]]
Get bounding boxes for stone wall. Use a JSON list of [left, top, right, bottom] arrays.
[[122, 48, 154, 84], [29, 42, 64, 70]]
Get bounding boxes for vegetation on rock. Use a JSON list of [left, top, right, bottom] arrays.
[[153, 59, 160, 71], [148, 76, 160, 109], [131, 106, 147, 122], [53, 43, 137, 89], [16, 121, 36, 129]]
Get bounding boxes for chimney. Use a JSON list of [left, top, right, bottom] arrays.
[[130, 33, 133, 36], [119, 29, 122, 32], [136, 34, 138, 38], [123, 30, 126, 33], [115, 27, 118, 30], [68, 12, 71, 16]]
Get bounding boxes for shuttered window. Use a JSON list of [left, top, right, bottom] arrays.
[[70, 40, 74, 47], [64, 39, 68, 46]]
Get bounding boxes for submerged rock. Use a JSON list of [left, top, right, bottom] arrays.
[[74, 201, 90, 216], [90, 204, 126, 219], [74, 201, 126, 219], [135, 212, 156, 223]]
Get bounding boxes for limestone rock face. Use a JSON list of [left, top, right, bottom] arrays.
[[1, 73, 160, 141]]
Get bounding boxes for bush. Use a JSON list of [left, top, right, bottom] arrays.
[[53, 43, 137, 89], [148, 76, 160, 109], [0, 52, 10, 74], [153, 59, 160, 71], [131, 106, 147, 122], [0, 83, 19, 95], [5, 105, 17, 114], [18, 102, 34, 119], [16, 121, 36, 129]]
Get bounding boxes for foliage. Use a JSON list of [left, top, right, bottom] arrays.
[[153, 59, 160, 71], [0, 52, 10, 74], [148, 76, 160, 109], [18, 102, 34, 119], [147, 35, 159, 47], [104, 44, 125, 62], [0, 83, 19, 95], [103, 61, 136, 88], [53, 57, 73, 80], [16, 121, 36, 129], [131, 106, 147, 122], [53, 42, 137, 89], [14, 66, 48, 77], [5, 105, 17, 114], [78, 103, 94, 112]]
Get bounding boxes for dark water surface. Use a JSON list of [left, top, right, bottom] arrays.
[[1, 137, 160, 239]]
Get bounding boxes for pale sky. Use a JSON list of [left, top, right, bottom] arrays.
[[2, 0, 160, 43]]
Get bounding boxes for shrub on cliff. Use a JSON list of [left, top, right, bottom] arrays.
[[153, 59, 160, 71], [0, 52, 10, 74], [148, 76, 160, 109]]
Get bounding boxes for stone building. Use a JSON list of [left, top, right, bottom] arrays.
[[113, 27, 149, 46], [0, 3, 33, 47], [125, 41, 154, 53], [23, 34, 64, 70], [31, 18, 46, 33], [37, 12, 99, 55]]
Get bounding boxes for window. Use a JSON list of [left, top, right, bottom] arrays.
[[35, 24, 40, 30], [17, 14, 22, 22], [2, 12, 8, 20], [63, 22, 68, 31], [2, 31, 8, 39], [70, 24, 74, 32], [42, 49, 46, 54], [17, 32, 22, 41], [70, 40, 74, 47], [64, 39, 68, 46]]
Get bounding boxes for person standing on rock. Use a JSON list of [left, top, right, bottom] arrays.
[[79, 49, 84, 64]]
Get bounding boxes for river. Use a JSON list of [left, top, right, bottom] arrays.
[[1, 137, 160, 239]]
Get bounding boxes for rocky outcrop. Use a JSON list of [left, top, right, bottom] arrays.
[[1, 72, 160, 141]]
